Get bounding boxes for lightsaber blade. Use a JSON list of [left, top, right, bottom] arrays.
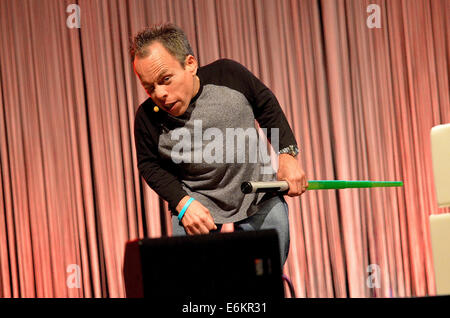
[[241, 180, 404, 194]]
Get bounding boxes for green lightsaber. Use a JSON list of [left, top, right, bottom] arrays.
[[307, 180, 403, 190], [241, 180, 404, 193]]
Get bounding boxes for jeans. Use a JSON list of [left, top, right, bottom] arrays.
[[172, 194, 290, 266]]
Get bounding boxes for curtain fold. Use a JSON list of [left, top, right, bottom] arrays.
[[0, 0, 448, 298]]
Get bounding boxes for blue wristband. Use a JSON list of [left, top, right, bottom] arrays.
[[178, 197, 195, 221]]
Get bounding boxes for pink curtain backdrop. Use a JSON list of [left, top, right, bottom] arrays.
[[0, 0, 448, 298]]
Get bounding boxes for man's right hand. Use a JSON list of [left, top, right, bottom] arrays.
[[176, 196, 217, 235]]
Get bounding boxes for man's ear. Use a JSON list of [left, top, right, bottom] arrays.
[[184, 55, 198, 75]]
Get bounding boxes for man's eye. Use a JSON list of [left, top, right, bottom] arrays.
[[163, 76, 171, 82]]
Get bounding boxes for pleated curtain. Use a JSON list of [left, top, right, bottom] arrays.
[[0, 0, 448, 297]]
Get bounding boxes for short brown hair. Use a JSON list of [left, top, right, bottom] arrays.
[[129, 23, 194, 66]]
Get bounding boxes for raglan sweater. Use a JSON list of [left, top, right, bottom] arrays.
[[134, 58, 298, 224]]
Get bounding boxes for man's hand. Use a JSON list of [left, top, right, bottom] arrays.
[[277, 154, 308, 196], [176, 196, 217, 235]]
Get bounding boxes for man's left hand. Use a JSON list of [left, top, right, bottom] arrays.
[[277, 154, 308, 196]]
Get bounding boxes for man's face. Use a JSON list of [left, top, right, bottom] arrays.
[[133, 41, 199, 117]]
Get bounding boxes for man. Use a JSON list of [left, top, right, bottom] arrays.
[[131, 23, 307, 266]]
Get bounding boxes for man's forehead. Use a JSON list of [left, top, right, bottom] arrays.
[[134, 45, 179, 78], [134, 56, 170, 82]]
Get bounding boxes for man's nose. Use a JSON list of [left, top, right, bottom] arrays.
[[154, 85, 168, 101]]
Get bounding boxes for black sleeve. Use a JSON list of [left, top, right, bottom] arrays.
[[134, 105, 188, 211], [217, 59, 298, 150]]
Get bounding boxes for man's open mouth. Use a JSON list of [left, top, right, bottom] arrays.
[[164, 102, 176, 111]]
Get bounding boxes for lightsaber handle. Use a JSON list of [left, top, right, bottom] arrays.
[[241, 181, 289, 194]]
